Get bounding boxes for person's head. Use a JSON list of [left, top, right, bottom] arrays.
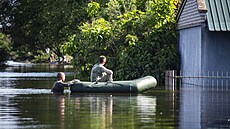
[[99, 55, 106, 65], [57, 72, 65, 81]]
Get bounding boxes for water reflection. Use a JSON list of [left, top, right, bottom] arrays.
[[3, 64, 230, 128], [0, 94, 48, 129], [70, 94, 157, 129], [0, 94, 19, 128], [53, 93, 66, 129], [180, 85, 230, 129], [0, 65, 178, 128], [137, 95, 156, 124], [0, 91, 177, 129]]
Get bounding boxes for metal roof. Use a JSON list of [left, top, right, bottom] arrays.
[[205, 0, 230, 31]]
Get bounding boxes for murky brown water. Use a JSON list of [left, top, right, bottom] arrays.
[[0, 65, 230, 129]]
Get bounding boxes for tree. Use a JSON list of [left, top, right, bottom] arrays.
[[10, 0, 89, 60], [63, 0, 179, 82]]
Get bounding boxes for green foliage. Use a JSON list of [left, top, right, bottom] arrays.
[[80, 18, 112, 43], [0, 33, 11, 62], [33, 50, 51, 63], [63, 0, 179, 83], [86, 2, 100, 17], [10, 0, 88, 59], [125, 34, 138, 46]]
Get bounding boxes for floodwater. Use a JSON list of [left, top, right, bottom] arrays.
[[0, 65, 230, 129]]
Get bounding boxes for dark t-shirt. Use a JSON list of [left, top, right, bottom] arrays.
[[51, 81, 69, 93]]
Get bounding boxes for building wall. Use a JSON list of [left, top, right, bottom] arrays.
[[179, 26, 202, 72], [203, 31, 230, 71]]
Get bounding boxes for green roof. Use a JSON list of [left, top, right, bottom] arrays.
[[206, 0, 230, 31]]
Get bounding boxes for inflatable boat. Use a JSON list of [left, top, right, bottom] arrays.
[[70, 76, 157, 93]]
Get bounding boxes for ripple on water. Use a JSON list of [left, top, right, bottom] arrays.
[[0, 72, 74, 78], [0, 88, 65, 95]]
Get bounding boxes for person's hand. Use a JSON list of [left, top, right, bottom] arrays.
[[72, 79, 81, 83]]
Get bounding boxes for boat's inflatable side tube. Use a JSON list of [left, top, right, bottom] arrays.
[[70, 76, 157, 93], [135, 76, 157, 92]]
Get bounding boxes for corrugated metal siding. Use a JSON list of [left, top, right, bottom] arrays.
[[206, 0, 230, 31], [177, 0, 206, 30]]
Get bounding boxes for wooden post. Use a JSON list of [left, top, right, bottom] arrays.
[[165, 70, 176, 91]]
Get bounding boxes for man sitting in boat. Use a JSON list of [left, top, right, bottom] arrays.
[[90, 55, 113, 82], [52, 72, 80, 93]]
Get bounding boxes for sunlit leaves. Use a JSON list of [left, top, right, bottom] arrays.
[[61, 34, 77, 55], [125, 34, 138, 46], [117, 9, 144, 26], [0, 33, 11, 61], [80, 18, 112, 43], [0, 33, 11, 48], [86, 2, 100, 17]]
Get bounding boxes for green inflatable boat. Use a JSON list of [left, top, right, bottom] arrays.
[[70, 76, 157, 93]]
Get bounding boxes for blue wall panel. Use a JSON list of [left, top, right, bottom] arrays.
[[204, 31, 230, 71], [179, 26, 202, 72]]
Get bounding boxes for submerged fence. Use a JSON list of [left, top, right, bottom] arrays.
[[165, 70, 230, 91]]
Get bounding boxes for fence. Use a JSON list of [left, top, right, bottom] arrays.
[[165, 70, 230, 91]]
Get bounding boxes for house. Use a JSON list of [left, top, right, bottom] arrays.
[[177, 0, 230, 72], [177, 1, 230, 128], [176, 0, 230, 87], [177, 0, 230, 129]]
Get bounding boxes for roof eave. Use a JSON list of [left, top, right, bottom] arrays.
[[176, 0, 187, 23]]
